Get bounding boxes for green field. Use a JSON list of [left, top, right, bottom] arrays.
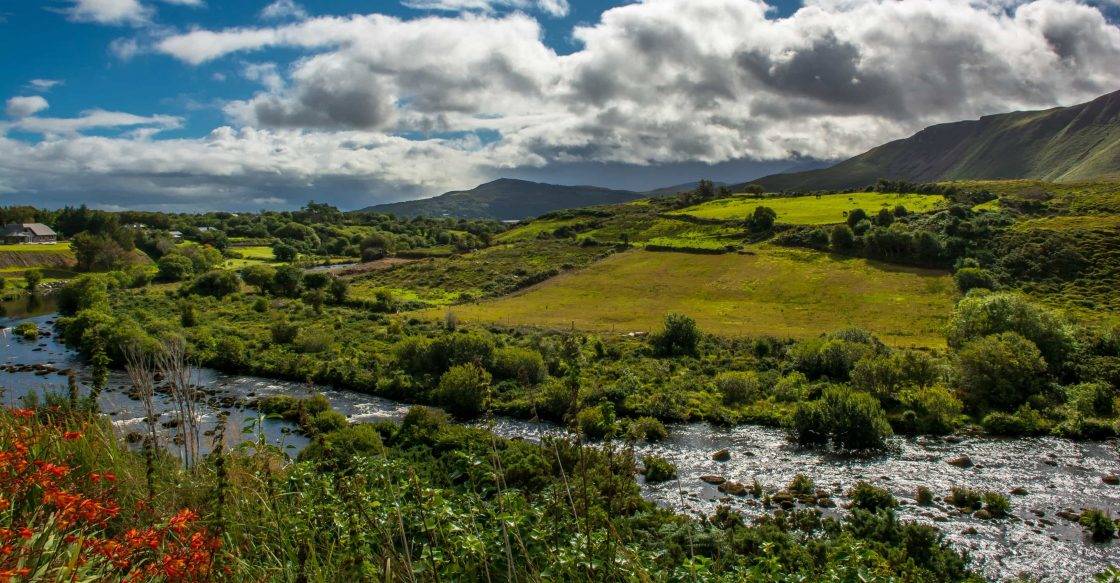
[[223, 245, 279, 268], [672, 192, 947, 224], [0, 242, 72, 253], [945, 180, 1120, 214], [437, 245, 957, 347]]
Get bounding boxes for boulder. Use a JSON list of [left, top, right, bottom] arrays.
[[718, 481, 747, 496], [1103, 474, 1119, 485], [712, 449, 731, 462], [699, 475, 726, 485], [947, 455, 973, 468]]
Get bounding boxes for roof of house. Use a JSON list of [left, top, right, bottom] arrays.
[[2, 223, 57, 237]]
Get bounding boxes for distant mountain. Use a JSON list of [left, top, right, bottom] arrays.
[[358, 178, 644, 220], [750, 89, 1120, 192]]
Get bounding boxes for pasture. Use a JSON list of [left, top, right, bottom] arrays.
[[435, 245, 958, 347], [671, 192, 946, 224]]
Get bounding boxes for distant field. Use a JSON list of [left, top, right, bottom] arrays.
[[671, 192, 946, 224], [0, 242, 75, 272], [223, 245, 279, 269], [495, 217, 590, 243], [945, 180, 1120, 214], [436, 245, 957, 347]]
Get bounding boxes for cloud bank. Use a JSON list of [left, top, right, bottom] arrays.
[[5, 0, 1120, 210]]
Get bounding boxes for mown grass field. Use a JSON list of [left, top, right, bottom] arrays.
[[223, 245, 280, 269], [671, 192, 946, 224], [435, 245, 957, 347], [945, 179, 1120, 214]]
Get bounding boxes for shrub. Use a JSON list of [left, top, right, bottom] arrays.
[[947, 486, 982, 510], [309, 410, 348, 434], [791, 387, 892, 451], [271, 265, 304, 297], [492, 347, 548, 385], [184, 269, 240, 298], [830, 224, 856, 249], [916, 486, 934, 506], [240, 264, 276, 294], [394, 336, 436, 375], [642, 455, 677, 483], [328, 277, 348, 304], [1080, 509, 1118, 542], [431, 331, 496, 372], [982, 492, 1010, 518], [157, 254, 194, 282], [957, 332, 1047, 412], [788, 474, 815, 496], [303, 272, 331, 290], [946, 291, 1077, 370], [626, 417, 668, 442], [1066, 382, 1115, 417], [896, 385, 962, 435], [23, 269, 42, 292], [293, 329, 333, 354], [272, 242, 298, 262], [576, 403, 616, 440], [953, 267, 996, 293], [980, 406, 1049, 437], [651, 313, 701, 357], [715, 371, 762, 405], [846, 208, 869, 229], [788, 337, 874, 381], [270, 321, 299, 345], [299, 424, 385, 466], [848, 482, 896, 512], [14, 321, 39, 340], [772, 372, 809, 403], [433, 363, 491, 418]]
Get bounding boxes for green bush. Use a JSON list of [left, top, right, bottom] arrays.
[[947, 291, 1077, 370], [293, 329, 333, 354], [830, 224, 856, 249], [576, 403, 616, 440], [953, 267, 996, 293], [271, 265, 304, 297], [58, 274, 112, 315], [23, 269, 42, 292], [957, 332, 1047, 412], [157, 254, 194, 282], [431, 331, 496, 372], [980, 406, 1050, 436], [270, 321, 299, 345], [916, 486, 934, 506], [184, 269, 240, 298], [14, 321, 38, 340], [1080, 508, 1118, 542], [847, 482, 896, 512], [626, 416, 668, 442], [310, 410, 348, 434], [298, 424, 385, 466], [715, 371, 762, 405], [240, 264, 277, 293], [947, 486, 982, 510], [788, 337, 874, 381], [1066, 382, 1115, 417], [492, 347, 547, 384], [982, 492, 1010, 518], [772, 372, 809, 403], [650, 313, 701, 358], [896, 385, 962, 435], [433, 363, 492, 418], [642, 455, 677, 483], [791, 387, 892, 451], [788, 474, 815, 496]]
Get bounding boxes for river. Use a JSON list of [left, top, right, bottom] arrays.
[[2, 306, 1118, 581]]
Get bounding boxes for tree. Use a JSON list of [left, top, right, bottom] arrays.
[[953, 267, 996, 293], [328, 277, 349, 304], [157, 254, 194, 282], [271, 265, 304, 297], [748, 206, 777, 231], [71, 232, 130, 272], [830, 224, 856, 249], [846, 208, 869, 229], [651, 313, 701, 357], [946, 292, 1076, 370], [241, 264, 277, 294], [957, 332, 1047, 411], [433, 363, 492, 418], [272, 243, 298, 263], [303, 272, 330, 290], [792, 387, 892, 450], [23, 269, 42, 293], [184, 269, 240, 299]]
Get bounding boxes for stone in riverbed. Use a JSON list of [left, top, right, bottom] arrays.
[[700, 475, 726, 485], [973, 509, 992, 520], [712, 449, 731, 462], [947, 455, 973, 468], [718, 481, 747, 496], [1010, 487, 1029, 496], [1102, 474, 1119, 485]]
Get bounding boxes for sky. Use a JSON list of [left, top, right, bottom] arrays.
[[1, 0, 1119, 212]]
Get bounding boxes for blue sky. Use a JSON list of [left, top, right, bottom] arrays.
[[1, 0, 1118, 211]]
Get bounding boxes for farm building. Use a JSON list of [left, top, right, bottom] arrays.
[[1, 223, 58, 244]]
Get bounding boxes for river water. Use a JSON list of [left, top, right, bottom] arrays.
[[2, 307, 1118, 581]]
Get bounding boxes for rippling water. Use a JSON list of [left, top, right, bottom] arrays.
[[2, 313, 1118, 581]]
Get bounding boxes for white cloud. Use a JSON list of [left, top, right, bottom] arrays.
[[64, 0, 152, 26], [109, 37, 142, 60], [7, 109, 182, 135], [9, 0, 1120, 209], [260, 0, 308, 21], [158, 0, 205, 6], [402, 0, 570, 17], [6, 96, 49, 118], [27, 79, 64, 92]]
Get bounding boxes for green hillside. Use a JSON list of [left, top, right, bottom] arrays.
[[752, 89, 1120, 192], [357, 178, 644, 220]]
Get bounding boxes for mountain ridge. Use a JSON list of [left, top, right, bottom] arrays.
[[748, 89, 1120, 192]]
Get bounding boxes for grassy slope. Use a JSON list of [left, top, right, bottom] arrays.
[[753, 90, 1120, 191], [671, 192, 946, 223], [438, 245, 957, 348]]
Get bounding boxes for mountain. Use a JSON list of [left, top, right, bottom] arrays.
[[750, 89, 1120, 192], [358, 178, 644, 220]]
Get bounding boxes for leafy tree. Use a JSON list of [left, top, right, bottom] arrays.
[[957, 332, 1047, 411], [272, 242, 298, 263], [433, 363, 491, 418], [328, 277, 349, 304], [71, 232, 131, 272], [947, 292, 1076, 370], [23, 269, 42, 293], [492, 347, 547, 385], [156, 254, 194, 282], [715, 371, 762, 405], [830, 224, 856, 249], [241, 264, 277, 294], [748, 206, 777, 231], [846, 208, 869, 229], [271, 265, 304, 297], [184, 269, 240, 299], [303, 272, 331, 290], [651, 313, 701, 357], [953, 267, 996, 293], [792, 387, 892, 450]]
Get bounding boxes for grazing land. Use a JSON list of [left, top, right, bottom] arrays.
[[440, 245, 957, 347], [671, 191, 946, 223]]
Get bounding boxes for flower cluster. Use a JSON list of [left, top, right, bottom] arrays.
[[1, 408, 220, 582]]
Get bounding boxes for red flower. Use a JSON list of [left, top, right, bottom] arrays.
[[63, 431, 83, 441]]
